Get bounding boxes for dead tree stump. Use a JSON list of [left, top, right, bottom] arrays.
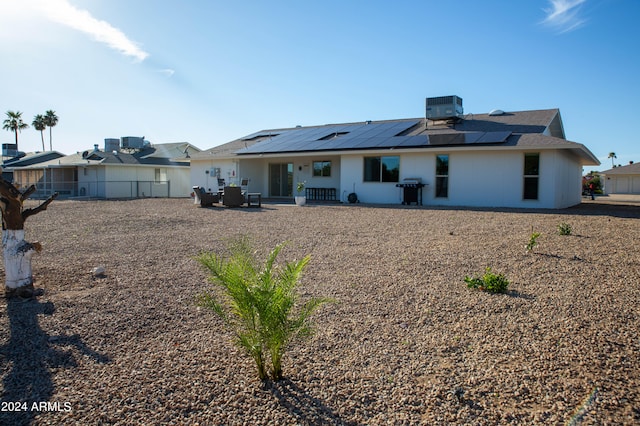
[[0, 177, 57, 298]]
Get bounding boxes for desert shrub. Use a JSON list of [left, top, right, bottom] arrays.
[[558, 222, 572, 236], [464, 267, 510, 293], [196, 236, 331, 381], [526, 231, 541, 252]]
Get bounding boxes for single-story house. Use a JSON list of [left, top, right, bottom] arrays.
[[190, 97, 599, 209], [600, 162, 640, 194], [11, 140, 200, 199]]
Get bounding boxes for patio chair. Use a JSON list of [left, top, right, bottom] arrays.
[[240, 178, 249, 194], [222, 186, 244, 207], [217, 178, 226, 195], [194, 187, 219, 207]]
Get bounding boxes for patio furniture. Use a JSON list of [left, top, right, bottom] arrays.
[[240, 178, 249, 194], [222, 186, 244, 207], [246, 192, 262, 207], [217, 179, 226, 197], [193, 186, 219, 207], [305, 187, 337, 201]]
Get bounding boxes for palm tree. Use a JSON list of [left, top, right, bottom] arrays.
[[32, 114, 47, 151], [2, 111, 29, 152], [608, 152, 617, 167], [44, 110, 58, 151]]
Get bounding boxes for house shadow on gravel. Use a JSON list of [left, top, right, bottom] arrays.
[[0, 296, 110, 426], [265, 378, 357, 426], [351, 201, 640, 219]]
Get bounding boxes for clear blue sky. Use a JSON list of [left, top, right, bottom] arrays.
[[1, 0, 638, 172]]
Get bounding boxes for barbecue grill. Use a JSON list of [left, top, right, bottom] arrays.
[[395, 178, 426, 205]]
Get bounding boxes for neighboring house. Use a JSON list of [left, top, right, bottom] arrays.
[[11, 141, 200, 199], [600, 162, 640, 194], [190, 98, 599, 209], [1, 151, 66, 181]]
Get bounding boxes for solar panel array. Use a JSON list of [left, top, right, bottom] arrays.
[[235, 121, 511, 155], [427, 131, 512, 146]]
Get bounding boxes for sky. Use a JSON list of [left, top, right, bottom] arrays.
[[1, 0, 639, 172]]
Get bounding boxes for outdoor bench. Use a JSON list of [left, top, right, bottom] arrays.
[[305, 187, 337, 201]]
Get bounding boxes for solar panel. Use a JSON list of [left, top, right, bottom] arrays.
[[371, 137, 400, 148], [475, 131, 512, 143], [236, 120, 421, 154], [428, 133, 466, 146], [241, 131, 284, 141], [463, 133, 482, 144], [352, 125, 390, 139], [348, 137, 389, 149], [306, 126, 345, 141], [394, 135, 430, 147], [426, 131, 512, 146]]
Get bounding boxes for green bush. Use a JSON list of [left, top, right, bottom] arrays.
[[558, 222, 572, 236], [196, 236, 331, 381], [464, 267, 510, 293], [526, 231, 541, 252]]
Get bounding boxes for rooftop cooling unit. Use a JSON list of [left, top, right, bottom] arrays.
[[2, 144, 21, 158], [426, 95, 463, 120], [105, 138, 120, 152], [121, 136, 144, 149]]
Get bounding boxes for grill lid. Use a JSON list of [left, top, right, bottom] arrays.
[[402, 177, 422, 184], [396, 177, 425, 188]]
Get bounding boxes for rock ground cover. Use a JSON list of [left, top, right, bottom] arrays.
[[0, 198, 639, 425]]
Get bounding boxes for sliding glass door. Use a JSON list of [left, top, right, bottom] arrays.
[[269, 163, 293, 197]]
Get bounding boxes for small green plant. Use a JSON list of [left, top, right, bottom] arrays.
[[196, 236, 331, 381], [526, 230, 541, 252], [558, 222, 572, 236], [296, 181, 306, 194], [464, 267, 510, 293]]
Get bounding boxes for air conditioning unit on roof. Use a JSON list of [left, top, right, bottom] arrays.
[[2, 144, 19, 158], [121, 136, 144, 149], [105, 138, 120, 152], [426, 95, 464, 120]]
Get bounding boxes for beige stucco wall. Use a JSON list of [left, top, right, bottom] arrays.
[[340, 149, 583, 208], [190, 155, 342, 198]]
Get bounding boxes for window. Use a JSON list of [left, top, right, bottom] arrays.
[[313, 161, 331, 177], [523, 153, 539, 200], [435, 154, 449, 198], [364, 156, 399, 182], [155, 168, 167, 183]]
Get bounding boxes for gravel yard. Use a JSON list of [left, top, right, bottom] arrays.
[[1, 198, 639, 425]]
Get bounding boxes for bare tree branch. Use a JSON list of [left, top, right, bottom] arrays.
[[21, 185, 37, 201], [22, 193, 58, 222]]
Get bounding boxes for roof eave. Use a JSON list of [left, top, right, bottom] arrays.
[[206, 142, 601, 161]]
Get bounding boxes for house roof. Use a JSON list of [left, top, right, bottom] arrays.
[[189, 138, 261, 159], [412, 109, 563, 136], [193, 108, 599, 165], [2, 151, 65, 169], [11, 147, 190, 170], [136, 142, 201, 160], [600, 162, 640, 175]]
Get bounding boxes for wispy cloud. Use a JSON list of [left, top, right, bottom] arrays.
[[157, 68, 176, 78], [39, 0, 149, 61], [541, 0, 588, 33]]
